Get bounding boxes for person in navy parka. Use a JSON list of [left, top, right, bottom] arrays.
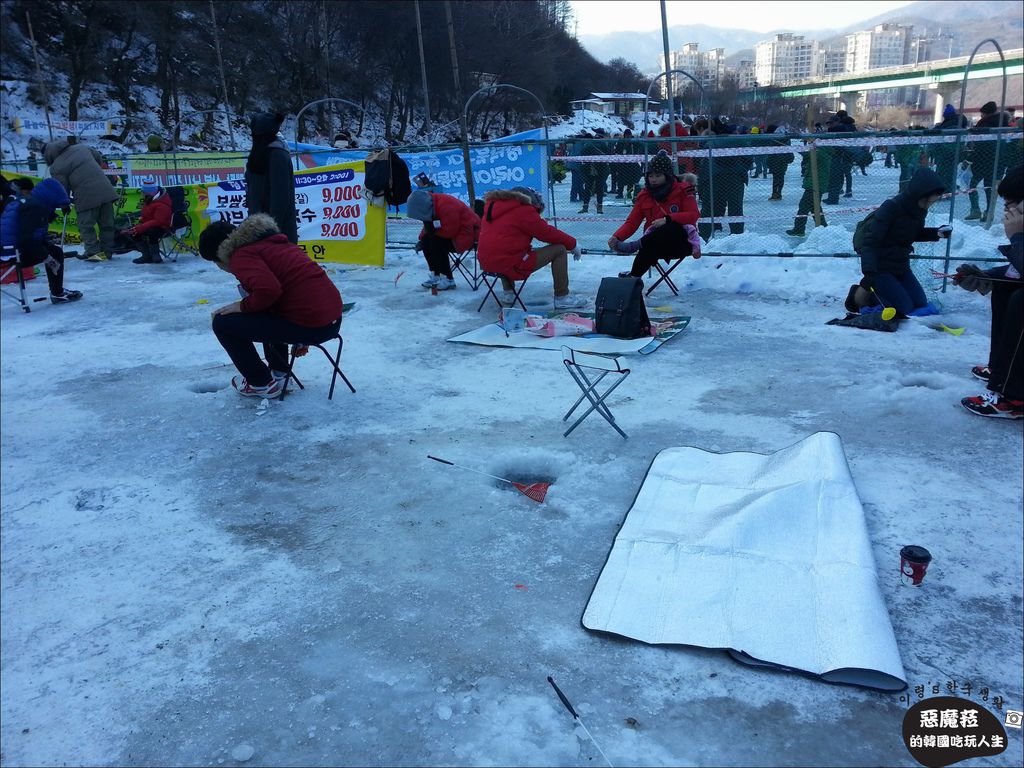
[[0, 178, 83, 303]]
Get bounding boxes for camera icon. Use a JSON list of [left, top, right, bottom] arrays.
[[1005, 710, 1023, 729]]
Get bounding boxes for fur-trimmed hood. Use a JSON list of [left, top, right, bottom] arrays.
[[216, 213, 280, 266], [483, 188, 534, 206]]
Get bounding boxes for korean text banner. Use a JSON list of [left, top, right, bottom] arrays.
[[198, 160, 384, 266]]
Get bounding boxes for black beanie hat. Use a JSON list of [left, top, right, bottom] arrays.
[[980, 101, 998, 115], [199, 220, 237, 262], [647, 150, 673, 177]]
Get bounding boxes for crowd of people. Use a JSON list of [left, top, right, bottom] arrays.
[[2, 105, 1020, 419]]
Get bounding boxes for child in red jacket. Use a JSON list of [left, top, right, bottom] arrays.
[[122, 178, 173, 264], [406, 189, 480, 291], [478, 186, 587, 309], [608, 150, 701, 278]]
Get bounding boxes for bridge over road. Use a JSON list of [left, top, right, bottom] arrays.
[[758, 48, 1023, 122]]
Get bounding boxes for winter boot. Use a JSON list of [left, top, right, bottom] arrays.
[[421, 272, 439, 288], [596, 204, 604, 214], [435, 276, 456, 291]]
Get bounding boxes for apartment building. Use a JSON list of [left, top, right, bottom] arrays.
[[754, 33, 821, 86]]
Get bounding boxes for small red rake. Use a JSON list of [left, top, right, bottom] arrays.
[[427, 455, 550, 503]]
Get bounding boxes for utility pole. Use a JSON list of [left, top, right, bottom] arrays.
[[414, 0, 432, 134], [659, 0, 678, 174], [209, 1, 238, 151], [25, 12, 53, 141], [445, 0, 475, 204]]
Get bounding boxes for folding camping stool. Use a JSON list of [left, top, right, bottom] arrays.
[[277, 332, 356, 401], [561, 346, 631, 439], [450, 247, 480, 290], [477, 270, 531, 312], [1, 248, 41, 313], [159, 211, 197, 263], [645, 257, 684, 297]]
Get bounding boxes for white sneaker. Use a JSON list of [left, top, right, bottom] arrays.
[[500, 290, 517, 307], [421, 273, 439, 288], [436, 276, 456, 291], [554, 293, 589, 310]]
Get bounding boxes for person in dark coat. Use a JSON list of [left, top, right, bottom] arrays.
[[764, 125, 793, 200], [0, 178, 82, 303], [824, 110, 856, 204], [966, 101, 1013, 221], [955, 165, 1023, 419], [198, 214, 343, 398], [44, 139, 118, 261], [786, 141, 832, 236], [578, 130, 609, 214], [245, 112, 298, 243], [860, 167, 951, 316], [697, 121, 752, 240], [931, 104, 971, 196]]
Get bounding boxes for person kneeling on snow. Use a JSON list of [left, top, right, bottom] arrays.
[[198, 214, 343, 398], [607, 150, 701, 278], [858, 167, 951, 317], [477, 186, 587, 310], [122, 178, 172, 264], [955, 164, 1023, 420], [0, 178, 82, 304], [406, 188, 480, 291]]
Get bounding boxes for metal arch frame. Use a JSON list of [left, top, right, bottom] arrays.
[[462, 84, 556, 225], [942, 38, 1008, 289], [642, 69, 706, 172], [292, 98, 367, 171]]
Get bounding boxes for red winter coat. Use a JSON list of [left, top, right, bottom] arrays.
[[613, 181, 700, 242], [131, 190, 173, 235], [418, 192, 480, 253], [220, 213, 343, 327], [477, 189, 576, 278]]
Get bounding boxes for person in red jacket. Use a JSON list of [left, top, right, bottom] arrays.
[[477, 186, 587, 310], [607, 150, 701, 277], [122, 178, 173, 264], [406, 189, 480, 291], [198, 213, 344, 398]]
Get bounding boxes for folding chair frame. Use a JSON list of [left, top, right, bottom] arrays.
[[159, 212, 197, 263], [561, 347, 631, 440], [277, 333, 356, 401], [645, 258, 684, 297], [1, 251, 43, 313], [478, 271, 530, 312], [450, 247, 480, 290]]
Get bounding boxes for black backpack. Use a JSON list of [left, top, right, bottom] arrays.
[[852, 211, 876, 254], [364, 148, 411, 206], [594, 276, 651, 339]]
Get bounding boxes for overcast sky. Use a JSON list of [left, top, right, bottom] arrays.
[[569, 0, 916, 36]]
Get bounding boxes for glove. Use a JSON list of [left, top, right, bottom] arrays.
[[571, 245, 582, 261], [607, 236, 621, 251], [953, 264, 992, 295], [60, 204, 71, 213], [414, 241, 423, 253], [937, 224, 952, 239]]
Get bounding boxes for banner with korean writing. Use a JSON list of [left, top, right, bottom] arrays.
[[14, 117, 113, 137], [196, 160, 384, 266]]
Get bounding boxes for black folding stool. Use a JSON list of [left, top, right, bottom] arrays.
[[561, 346, 631, 439], [645, 257, 685, 297], [0, 248, 41, 313], [277, 333, 356, 401], [450, 247, 480, 290], [477, 270, 531, 312]]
